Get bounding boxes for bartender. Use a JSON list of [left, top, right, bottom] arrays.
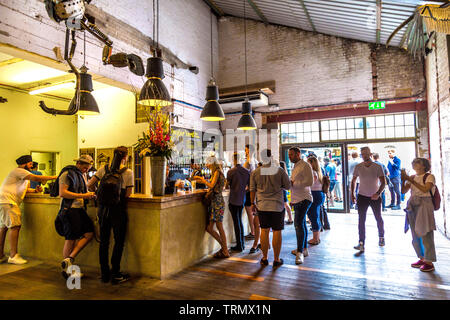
[[189, 160, 206, 189], [165, 166, 190, 194]]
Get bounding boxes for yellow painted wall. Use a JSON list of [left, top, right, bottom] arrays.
[[0, 87, 78, 180], [77, 87, 148, 150]]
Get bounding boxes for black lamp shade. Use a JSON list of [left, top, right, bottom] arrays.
[[237, 101, 257, 130], [72, 72, 100, 115], [138, 57, 172, 107], [201, 84, 225, 121]]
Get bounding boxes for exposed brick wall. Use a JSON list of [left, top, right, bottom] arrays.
[[375, 46, 426, 99], [218, 16, 425, 117], [426, 33, 450, 238]]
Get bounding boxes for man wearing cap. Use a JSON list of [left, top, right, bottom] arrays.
[[29, 162, 43, 189], [56, 155, 96, 279], [0, 155, 57, 265]]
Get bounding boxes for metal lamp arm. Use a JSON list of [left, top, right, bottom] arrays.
[[39, 29, 81, 116]]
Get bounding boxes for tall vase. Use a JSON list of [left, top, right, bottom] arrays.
[[150, 156, 167, 196]]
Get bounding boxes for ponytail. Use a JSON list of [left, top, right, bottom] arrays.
[[110, 146, 128, 172]]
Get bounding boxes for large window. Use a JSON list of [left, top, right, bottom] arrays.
[[281, 121, 320, 144], [366, 113, 415, 139], [280, 112, 416, 144], [321, 118, 364, 141]]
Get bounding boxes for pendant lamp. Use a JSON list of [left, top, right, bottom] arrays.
[[138, 0, 172, 108], [75, 34, 99, 116], [71, 67, 99, 115], [201, 11, 225, 121], [237, 0, 256, 131], [237, 99, 257, 130]]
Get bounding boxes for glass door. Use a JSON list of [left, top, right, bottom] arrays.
[[281, 143, 348, 213]]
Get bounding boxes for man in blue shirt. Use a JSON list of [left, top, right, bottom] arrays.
[[226, 152, 250, 252], [387, 148, 401, 210], [29, 162, 43, 189], [324, 157, 336, 207], [373, 153, 389, 212]]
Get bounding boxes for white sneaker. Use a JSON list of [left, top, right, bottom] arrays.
[[295, 252, 304, 265], [7, 254, 28, 265], [0, 255, 8, 264], [303, 248, 309, 257]]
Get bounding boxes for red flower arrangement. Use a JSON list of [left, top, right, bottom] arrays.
[[134, 109, 174, 160]]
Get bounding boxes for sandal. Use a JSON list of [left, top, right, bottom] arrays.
[[213, 249, 229, 259], [260, 258, 269, 266], [308, 239, 320, 245]]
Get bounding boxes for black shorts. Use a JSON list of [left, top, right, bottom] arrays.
[[257, 209, 285, 231], [57, 208, 94, 240], [244, 191, 252, 207]]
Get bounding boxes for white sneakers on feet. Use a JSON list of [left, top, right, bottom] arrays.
[[7, 254, 28, 265], [61, 257, 72, 279], [295, 252, 304, 265], [292, 248, 309, 257]]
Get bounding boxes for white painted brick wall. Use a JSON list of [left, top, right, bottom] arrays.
[[426, 33, 450, 238], [0, 0, 219, 132]]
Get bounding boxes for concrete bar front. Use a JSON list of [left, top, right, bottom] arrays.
[[15, 190, 246, 279]]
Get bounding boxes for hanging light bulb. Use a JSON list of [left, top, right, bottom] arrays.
[[237, 99, 257, 130], [201, 79, 225, 121], [67, 67, 99, 116], [138, 56, 172, 107], [138, 0, 172, 108], [201, 11, 225, 121], [237, 0, 256, 130]]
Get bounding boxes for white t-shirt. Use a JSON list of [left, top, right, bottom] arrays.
[[0, 168, 31, 206], [353, 162, 385, 197], [95, 165, 134, 190], [290, 160, 313, 203], [407, 173, 436, 197]]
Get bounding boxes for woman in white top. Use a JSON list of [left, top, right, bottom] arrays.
[[306, 156, 326, 245], [401, 158, 437, 272]]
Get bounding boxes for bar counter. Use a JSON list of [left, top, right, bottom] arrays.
[[15, 190, 250, 279]]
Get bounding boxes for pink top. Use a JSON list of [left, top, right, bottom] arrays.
[[311, 171, 323, 192]]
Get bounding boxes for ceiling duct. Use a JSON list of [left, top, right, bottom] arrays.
[[219, 91, 269, 113]]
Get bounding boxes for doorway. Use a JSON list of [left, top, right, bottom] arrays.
[[281, 143, 347, 213], [348, 141, 417, 214]]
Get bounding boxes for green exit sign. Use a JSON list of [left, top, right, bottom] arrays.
[[369, 101, 386, 110]]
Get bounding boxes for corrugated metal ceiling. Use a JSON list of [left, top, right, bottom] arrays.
[[205, 0, 446, 46]]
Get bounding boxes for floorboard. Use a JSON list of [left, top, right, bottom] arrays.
[[0, 213, 449, 300]]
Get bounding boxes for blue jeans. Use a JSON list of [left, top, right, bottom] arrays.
[[389, 176, 401, 206], [293, 200, 312, 252], [307, 191, 325, 232]]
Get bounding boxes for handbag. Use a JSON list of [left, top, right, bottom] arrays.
[[423, 173, 441, 211]]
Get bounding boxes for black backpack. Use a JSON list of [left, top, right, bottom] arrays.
[[97, 165, 127, 207]]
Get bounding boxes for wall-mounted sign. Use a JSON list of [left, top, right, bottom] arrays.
[[369, 101, 386, 110]]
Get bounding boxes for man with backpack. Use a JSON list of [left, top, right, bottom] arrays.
[[54, 155, 96, 279], [87, 146, 134, 284]]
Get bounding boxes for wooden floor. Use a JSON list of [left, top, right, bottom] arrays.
[[1, 212, 450, 300]]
